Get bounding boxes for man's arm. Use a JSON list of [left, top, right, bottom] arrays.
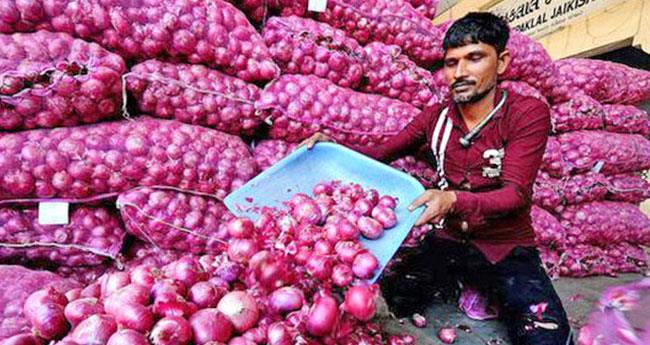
[[352, 107, 435, 161], [452, 101, 551, 229]]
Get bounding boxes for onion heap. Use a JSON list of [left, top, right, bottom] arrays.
[[549, 93, 604, 133], [125, 60, 264, 136], [0, 116, 258, 201], [543, 242, 647, 278], [360, 42, 447, 109], [314, 0, 446, 67], [117, 187, 235, 254], [530, 205, 566, 249], [560, 201, 650, 247], [251, 140, 298, 171], [257, 74, 420, 146], [0, 31, 126, 131], [605, 173, 650, 204], [601, 103, 650, 136], [262, 16, 366, 89], [0, 0, 279, 83], [16, 181, 414, 344], [533, 172, 609, 213], [0, 205, 125, 266], [499, 80, 548, 105], [545, 58, 650, 104], [541, 130, 650, 177]]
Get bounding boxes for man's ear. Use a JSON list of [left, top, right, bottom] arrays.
[[496, 49, 511, 75]]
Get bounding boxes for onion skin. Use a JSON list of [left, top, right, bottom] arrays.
[[331, 264, 354, 287], [150, 316, 192, 345], [217, 291, 260, 333], [227, 218, 255, 239], [306, 294, 339, 337], [189, 309, 234, 344]]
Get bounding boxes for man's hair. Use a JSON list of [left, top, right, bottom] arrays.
[[442, 12, 510, 54]]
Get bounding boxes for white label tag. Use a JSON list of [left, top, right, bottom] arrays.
[[308, 0, 327, 12], [38, 202, 70, 225]]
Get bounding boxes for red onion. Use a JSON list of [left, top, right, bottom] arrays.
[[342, 285, 377, 321], [268, 287, 305, 314], [228, 239, 260, 263], [71, 314, 117, 345], [130, 264, 162, 288], [353, 199, 374, 216], [151, 279, 187, 301], [217, 291, 260, 333], [291, 199, 323, 225], [113, 303, 154, 333], [257, 259, 292, 290], [267, 322, 292, 345], [438, 327, 457, 344], [99, 272, 130, 298], [314, 240, 334, 256], [227, 218, 255, 239], [104, 284, 150, 315], [332, 265, 354, 287], [27, 303, 68, 340], [306, 294, 339, 337], [188, 282, 223, 309], [80, 284, 101, 299], [306, 254, 334, 280], [64, 298, 103, 327], [371, 206, 397, 229], [153, 296, 198, 319], [378, 196, 397, 209], [107, 329, 149, 345], [357, 217, 384, 239], [164, 257, 209, 288], [189, 309, 233, 344], [150, 316, 192, 345], [352, 252, 379, 279], [335, 241, 363, 264]]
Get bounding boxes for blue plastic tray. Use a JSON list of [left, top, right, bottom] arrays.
[[224, 142, 425, 282]]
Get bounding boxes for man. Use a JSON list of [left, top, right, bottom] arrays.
[[301, 12, 574, 345]]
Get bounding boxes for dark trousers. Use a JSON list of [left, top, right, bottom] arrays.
[[381, 237, 574, 345]]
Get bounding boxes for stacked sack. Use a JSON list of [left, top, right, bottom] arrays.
[[1, 0, 262, 320], [534, 58, 650, 278]]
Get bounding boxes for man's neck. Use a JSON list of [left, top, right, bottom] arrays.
[[457, 88, 497, 131]]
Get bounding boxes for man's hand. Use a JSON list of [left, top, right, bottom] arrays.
[[298, 132, 331, 150], [408, 190, 457, 226]]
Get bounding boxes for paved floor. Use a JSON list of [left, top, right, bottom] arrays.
[[378, 273, 647, 344]]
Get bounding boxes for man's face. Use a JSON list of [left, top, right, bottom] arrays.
[[443, 42, 508, 104]]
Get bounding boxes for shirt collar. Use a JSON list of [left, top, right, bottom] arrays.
[[446, 87, 508, 132]]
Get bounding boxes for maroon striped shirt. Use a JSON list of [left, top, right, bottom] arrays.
[[355, 89, 551, 263]]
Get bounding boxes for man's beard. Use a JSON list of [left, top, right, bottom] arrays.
[[452, 80, 496, 104]]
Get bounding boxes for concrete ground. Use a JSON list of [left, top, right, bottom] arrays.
[[378, 273, 647, 344]]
